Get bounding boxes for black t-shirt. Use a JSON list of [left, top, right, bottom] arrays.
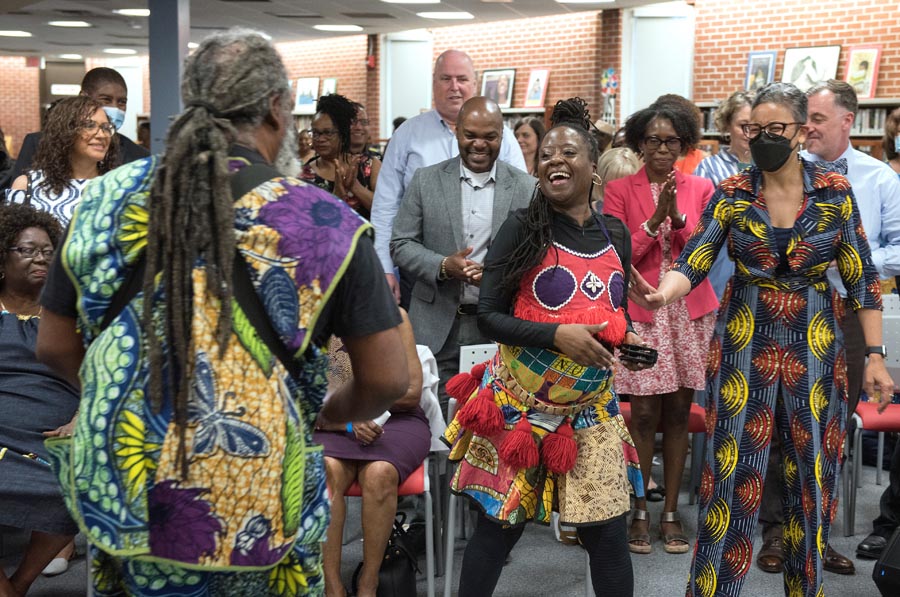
[[477, 207, 633, 348]]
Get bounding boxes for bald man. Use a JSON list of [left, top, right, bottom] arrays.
[[372, 49, 527, 306], [391, 97, 535, 410]]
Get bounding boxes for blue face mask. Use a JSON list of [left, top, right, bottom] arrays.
[[103, 106, 125, 131]]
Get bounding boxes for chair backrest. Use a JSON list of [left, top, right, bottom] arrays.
[[459, 343, 498, 373]]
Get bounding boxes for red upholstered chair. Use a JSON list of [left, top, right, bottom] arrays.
[[618, 400, 708, 505], [343, 460, 435, 597], [843, 402, 900, 537]]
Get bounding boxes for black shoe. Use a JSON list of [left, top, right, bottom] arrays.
[[857, 533, 888, 559]]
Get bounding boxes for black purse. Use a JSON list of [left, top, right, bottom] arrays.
[[352, 512, 419, 597]]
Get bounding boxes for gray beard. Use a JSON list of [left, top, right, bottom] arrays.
[[274, 125, 301, 177]]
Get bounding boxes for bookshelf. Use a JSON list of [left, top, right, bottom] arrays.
[[698, 98, 900, 161]]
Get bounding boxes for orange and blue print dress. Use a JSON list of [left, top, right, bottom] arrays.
[[674, 160, 882, 597]]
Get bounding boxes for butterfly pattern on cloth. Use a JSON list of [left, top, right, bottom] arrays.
[[189, 352, 271, 459]]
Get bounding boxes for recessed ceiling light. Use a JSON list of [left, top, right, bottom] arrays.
[[48, 20, 93, 28], [313, 24, 364, 32], [0, 30, 32, 37], [380, 0, 440, 3], [555, 0, 615, 3], [58, 53, 83, 60], [188, 42, 199, 49], [103, 48, 138, 55], [114, 9, 151, 17], [417, 12, 475, 20]]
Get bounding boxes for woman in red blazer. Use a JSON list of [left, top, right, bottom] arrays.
[[603, 101, 718, 556]]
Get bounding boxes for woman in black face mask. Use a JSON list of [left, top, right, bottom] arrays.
[[630, 81, 894, 597]]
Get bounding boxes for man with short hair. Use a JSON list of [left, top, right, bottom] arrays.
[[391, 97, 535, 409], [756, 79, 900, 575], [371, 49, 526, 306], [11, 67, 149, 181]]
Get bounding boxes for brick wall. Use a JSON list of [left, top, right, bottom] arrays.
[[693, 0, 900, 102], [432, 10, 608, 124], [0, 56, 41, 158], [277, 35, 377, 132]]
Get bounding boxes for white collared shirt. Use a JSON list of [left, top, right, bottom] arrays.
[[459, 161, 497, 304]]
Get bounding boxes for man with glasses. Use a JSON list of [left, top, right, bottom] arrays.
[[370, 49, 526, 307], [755, 79, 900, 575]]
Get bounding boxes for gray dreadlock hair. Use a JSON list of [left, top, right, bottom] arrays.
[[142, 28, 292, 476]]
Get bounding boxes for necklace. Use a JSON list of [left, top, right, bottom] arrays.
[[0, 296, 42, 317]]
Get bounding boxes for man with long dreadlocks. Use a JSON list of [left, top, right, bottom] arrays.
[[35, 28, 408, 596]]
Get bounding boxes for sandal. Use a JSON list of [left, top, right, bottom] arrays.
[[660, 511, 691, 554], [646, 486, 666, 502], [628, 508, 652, 554]]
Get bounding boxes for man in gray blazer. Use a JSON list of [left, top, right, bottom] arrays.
[[391, 97, 535, 410]]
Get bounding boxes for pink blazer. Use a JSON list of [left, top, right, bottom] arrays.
[[603, 167, 719, 323]]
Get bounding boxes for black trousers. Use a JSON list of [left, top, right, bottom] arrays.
[[873, 434, 900, 538], [457, 512, 633, 597]]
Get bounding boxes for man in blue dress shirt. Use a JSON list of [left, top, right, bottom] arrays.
[[370, 49, 526, 306]]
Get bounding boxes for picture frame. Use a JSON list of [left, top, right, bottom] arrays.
[[480, 68, 516, 109], [523, 69, 549, 108], [744, 51, 776, 91], [322, 78, 337, 96], [294, 77, 319, 114], [781, 45, 840, 92], [844, 45, 881, 99]]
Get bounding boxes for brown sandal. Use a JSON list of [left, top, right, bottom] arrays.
[[628, 508, 652, 554], [660, 511, 690, 554]]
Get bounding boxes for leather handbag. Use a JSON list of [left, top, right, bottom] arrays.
[[352, 512, 419, 597]]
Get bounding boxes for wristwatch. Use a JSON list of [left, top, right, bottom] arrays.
[[866, 345, 887, 358]]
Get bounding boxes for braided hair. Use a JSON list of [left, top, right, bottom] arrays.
[[498, 98, 598, 291], [142, 28, 291, 475], [314, 94, 356, 156]]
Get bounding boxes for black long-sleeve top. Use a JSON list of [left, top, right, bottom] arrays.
[[477, 207, 634, 348]]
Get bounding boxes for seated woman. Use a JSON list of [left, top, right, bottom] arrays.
[[0, 204, 78, 596], [444, 98, 650, 597], [315, 310, 432, 597], [301, 94, 380, 219], [6, 96, 117, 226]]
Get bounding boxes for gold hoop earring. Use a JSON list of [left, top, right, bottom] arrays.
[[591, 173, 603, 186]]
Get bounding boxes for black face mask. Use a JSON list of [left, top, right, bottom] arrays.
[[749, 132, 795, 172]]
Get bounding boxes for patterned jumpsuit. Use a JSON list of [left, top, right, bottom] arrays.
[[674, 161, 881, 597]]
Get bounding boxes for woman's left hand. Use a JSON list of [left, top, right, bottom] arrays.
[[43, 413, 78, 438], [864, 357, 896, 413], [353, 420, 384, 446]]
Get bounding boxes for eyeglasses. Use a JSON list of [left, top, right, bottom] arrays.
[[8, 246, 55, 259], [80, 120, 116, 135], [311, 128, 338, 139], [741, 122, 803, 140], [642, 136, 683, 152], [352, 119, 370, 127]]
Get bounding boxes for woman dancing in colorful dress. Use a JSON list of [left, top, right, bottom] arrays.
[[444, 98, 651, 597]]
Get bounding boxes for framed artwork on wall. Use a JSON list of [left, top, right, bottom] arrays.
[[745, 51, 776, 91], [481, 68, 515, 109], [322, 78, 337, 96], [294, 77, 319, 114], [523, 69, 549, 108], [845, 45, 881, 99], [781, 45, 840, 92]]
